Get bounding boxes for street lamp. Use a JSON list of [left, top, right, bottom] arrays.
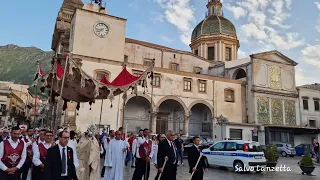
[[216, 115, 228, 140]]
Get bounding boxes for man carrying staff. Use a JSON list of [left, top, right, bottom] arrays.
[[187, 137, 209, 180], [156, 130, 177, 180], [32, 130, 55, 180], [0, 126, 27, 180], [132, 129, 154, 180], [21, 128, 35, 180]]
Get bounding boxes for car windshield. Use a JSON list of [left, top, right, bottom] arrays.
[[285, 144, 292, 148], [248, 142, 263, 152]]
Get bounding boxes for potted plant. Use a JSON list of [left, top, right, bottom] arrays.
[[299, 146, 315, 175], [266, 144, 278, 167]]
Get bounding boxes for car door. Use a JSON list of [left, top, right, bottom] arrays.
[[223, 142, 237, 167], [208, 142, 225, 166], [276, 144, 283, 154], [295, 144, 303, 155]]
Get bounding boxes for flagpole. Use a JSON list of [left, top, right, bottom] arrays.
[[49, 62, 55, 131], [56, 54, 70, 128], [149, 58, 155, 133], [98, 99, 104, 131], [34, 85, 37, 128]]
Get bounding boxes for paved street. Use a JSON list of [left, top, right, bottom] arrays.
[[117, 156, 320, 180]]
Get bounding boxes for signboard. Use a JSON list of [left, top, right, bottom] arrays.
[[253, 127, 258, 136], [19, 125, 27, 129]]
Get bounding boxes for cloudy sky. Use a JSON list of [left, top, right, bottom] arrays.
[[0, 0, 319, 85]]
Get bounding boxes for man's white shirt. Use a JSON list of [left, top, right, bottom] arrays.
[[55, 140, 79, 168], [58, 143, 68, 176], [0, 138, 27, 171]]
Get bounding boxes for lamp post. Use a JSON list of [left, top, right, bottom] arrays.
[[216, 115, 228, 140]]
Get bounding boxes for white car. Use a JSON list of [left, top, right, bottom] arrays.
[[202, 140, 266, 173]]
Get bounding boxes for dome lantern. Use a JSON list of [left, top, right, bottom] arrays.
[[206, 0, 223, 17]]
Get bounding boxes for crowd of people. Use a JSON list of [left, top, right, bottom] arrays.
[[0, 126, 210, 180]]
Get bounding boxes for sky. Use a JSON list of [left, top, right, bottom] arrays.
[[0, 0, 319, 85]]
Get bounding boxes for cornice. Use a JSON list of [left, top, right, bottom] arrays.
[[252, 87, 298, 98]]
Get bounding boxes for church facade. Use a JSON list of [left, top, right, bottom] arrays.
[[50, 0, 319, 145]]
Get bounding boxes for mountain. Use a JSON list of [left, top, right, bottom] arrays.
[[0, 44, 53, 85]]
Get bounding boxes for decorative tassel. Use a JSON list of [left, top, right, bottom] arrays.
[[76, 102, 80, 111], [110, 103, 113, 108], [89, 107, 91, 110], [61, 112, 64, 115]]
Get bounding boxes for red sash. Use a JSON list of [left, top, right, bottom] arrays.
[[38, 143, 48, 163], [138, 139, 152, 160], [23, 137, 33, 163], [1, 140, 24, 168]]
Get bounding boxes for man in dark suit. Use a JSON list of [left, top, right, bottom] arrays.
[[187, 137, 209, 180], [44, 131, 78, 180], [156, 130, 177, 180]]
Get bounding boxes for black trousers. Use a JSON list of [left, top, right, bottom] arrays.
[[132, 158, 150, 180], [155, 164, 177, 180], [191, 169, 203, 180], [0, 170, 20, 180], [31, 166, 44, 180], [21, 162, 32, 180], [101, 166, 106, 177]]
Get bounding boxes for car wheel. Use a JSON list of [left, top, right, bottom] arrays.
[[281, 151, 287, 157], [233, 161, 245, 173]]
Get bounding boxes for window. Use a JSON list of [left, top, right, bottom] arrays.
[[133, 70, 143, 85], [195, 49, 199, 56], [199, 80, 206, 93], [224, 89, 235, 102], [225, 142, 237, 151], [210, 142, 225, 151], [183, 78, 192, 91], [230, 129, 242, 140], [193, 67, 202, 74], [276, 144, 283, 147], [170, 63, 179, 71], [94, 70, 109, 81], [143, 59, 153, 67], [225, 47, 231, 61], [270, 132, 293, 143], [202, 123, 210, 132], [124, 55, 128, 63], [303, 99, 309, 110], [314, 100, 319, 111], [208, 47, 215, 60], [309, 120, 316, 128], [152, 75, 161, 87], [173, 54, 176, 58]]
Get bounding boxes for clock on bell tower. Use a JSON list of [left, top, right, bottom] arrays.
[[69, 3, 127, 62]]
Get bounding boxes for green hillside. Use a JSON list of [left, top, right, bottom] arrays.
[[0, 44, 53, 85]]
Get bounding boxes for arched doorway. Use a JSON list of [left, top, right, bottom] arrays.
[[233, 68, 247, 80], [157, 99, 186, 134], [124, 96, 151, 133], [189, 103, 213, 137]]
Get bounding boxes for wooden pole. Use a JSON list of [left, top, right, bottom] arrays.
[[190, 154, 203, 180], [56, 54, 69, 128], [98, 99, 104, 131]]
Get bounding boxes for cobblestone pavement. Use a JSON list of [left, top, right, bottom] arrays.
[[117, 156, 320, 180]]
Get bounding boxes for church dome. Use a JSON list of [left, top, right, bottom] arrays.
[[191, 15, 237, 41]]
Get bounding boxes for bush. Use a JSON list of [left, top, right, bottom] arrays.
[[300, 146, 314, 167], [266, 144, 277, 162]]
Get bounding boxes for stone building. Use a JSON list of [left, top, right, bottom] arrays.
[[50, 0, 319, 145], [295, 84, 320, 145]]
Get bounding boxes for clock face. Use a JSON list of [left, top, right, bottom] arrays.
[[94, 22, 109, 38]]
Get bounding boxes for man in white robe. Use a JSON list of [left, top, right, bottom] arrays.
[[104, 131, 127, 180]]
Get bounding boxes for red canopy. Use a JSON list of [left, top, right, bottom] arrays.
[[108, 67, 140, 86]]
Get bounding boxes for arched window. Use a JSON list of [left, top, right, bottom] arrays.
[[224, 88, 235, 103], [94, 70, 110, 81]]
